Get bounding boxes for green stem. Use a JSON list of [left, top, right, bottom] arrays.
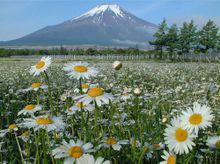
[[42, 130, 47, 163], [44, 71, 54, 114], [34, 130, 39, 164], [15, 132, 24, 164], [94, 101, 99, 133]]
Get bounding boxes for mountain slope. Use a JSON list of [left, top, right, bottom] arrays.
[[0, 4, 157, 48]]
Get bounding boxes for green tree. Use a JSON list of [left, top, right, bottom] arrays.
[[149, 19, 168, 58], [178, 20, 197, 54], [166, 24, 179, 59], [199, 20, 219, 52]]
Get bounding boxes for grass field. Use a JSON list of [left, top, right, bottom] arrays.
[[0, 58, 219, 164]]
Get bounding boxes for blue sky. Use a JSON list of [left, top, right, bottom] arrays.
[[0, 0, 220, 41]]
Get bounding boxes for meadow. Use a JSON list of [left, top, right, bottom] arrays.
[[0, 58, 219, 164]]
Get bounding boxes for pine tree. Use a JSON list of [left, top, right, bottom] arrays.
[[166, 24, 178, 59], [149, 19, 168, 58], [199, 20, 219, 53], [178, 20, 197, 54]]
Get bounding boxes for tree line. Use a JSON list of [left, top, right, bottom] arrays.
[[0, 47, 148, 57], [150, 19, 220, 59]]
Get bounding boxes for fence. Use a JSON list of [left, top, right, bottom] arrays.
[[9, 53, 220, 62]]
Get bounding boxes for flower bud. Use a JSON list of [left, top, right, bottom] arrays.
[[134, 88, 141, 96], [113, 61, 122, 70]]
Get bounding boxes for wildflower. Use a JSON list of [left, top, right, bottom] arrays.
[[206, 136, 220, 149], [144, 142, 153, 159], [52, 139, 94, 164], [113, 61, 122, 70], [160, 150, 176, 164], [180, 102, 214, 134], [0, 123, 18, 137], [134, 87, 141, 96], [121, 92, 131, 101], [81, 83, 90, 93], [78, 154, 110, 164], [164, 117, 196, 154], [75, 87, 114, 106], [99, 137, 128, 151], [66, 102, 95, 115], [152, 142, 165, 150], [18, 104, 42, 116], [30, 56, 51, 76], [130, 137, 141, 148], [63, 62, 98, 80], [27, 82, 48, 91], [19, 131, 29, 142], [21, 116, 64, 132]]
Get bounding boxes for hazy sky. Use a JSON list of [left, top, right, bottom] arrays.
[[0, 0, 220, 41]]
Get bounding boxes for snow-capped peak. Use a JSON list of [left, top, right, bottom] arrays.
[[72, 4, 125, 21]]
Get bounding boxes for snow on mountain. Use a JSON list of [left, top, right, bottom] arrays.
[[72, 4, 125, 21]]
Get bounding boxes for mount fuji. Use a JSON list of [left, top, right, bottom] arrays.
[[0, 4, 157, 48]]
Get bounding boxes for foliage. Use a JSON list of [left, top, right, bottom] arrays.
[[151, 19, 220, 58]]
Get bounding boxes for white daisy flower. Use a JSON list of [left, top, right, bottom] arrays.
[[152, 142, 165, 150], [164, 117, 196, 155], [52, 139, 94, 164], [144, 142, 153, 159], [30, 56, 52, 76], [66, 102, 95, 115], [99, 137, 128, 151], [63, 62, 98, 80], [74, 87, 114, 107], [19, 131, 30, 142], [180, 102, 214, 134], [160, 150, 176, 164], [121, 92, 132, 101], [81, 83, 90, 93], [27, 82, 48, 91], [18, 104, 42, 116], [0, 123, 18, 137], [21, 115, 64, 132], [206, 135, 220, 149], [76, 154, 110, 164]]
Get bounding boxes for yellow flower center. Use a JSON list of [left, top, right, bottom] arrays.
[[36, 118, 53, 125], [167, 155, 176, 164], [123, 93, 129, 96], [21, 131, 29, 137], [132, 139, 137, 147], [68, 146, 83, 158], [153, 144, 160, 149], [73, 65, 88, 73], [24, 104, 35, 110], [215, 140, 220, 148], [82, 84, 89, 89], [189, 114, 202, 125], [88, 87, 103, 97], [77, 102, 86, 108], [31, 83, 41, 88], [175, 128, 188, 142], [36, 60, 45, 69], [106, 137, 117, 145], [9, 124, 17, 130]]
